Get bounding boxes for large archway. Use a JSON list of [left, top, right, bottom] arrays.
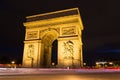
[[40, 30, 58, 68]]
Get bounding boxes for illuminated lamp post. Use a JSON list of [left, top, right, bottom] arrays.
[[96, 62, 99, 68], [109, 62, 114, 67], [11, 61, 16, 68], [83, 63, 86, 67], [109, 62, 113, 65], [11, 61, 15, 64], [52, 62, 55, 68]]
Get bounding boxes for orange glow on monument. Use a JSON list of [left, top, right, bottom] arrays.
[[22, 8, 84, 68]]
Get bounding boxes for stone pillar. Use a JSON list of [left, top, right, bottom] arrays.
[[22, 41, 40, 68], [57, 38, 64, 67], [57, 37, 82, 68], [47, 46, 52, 67], [36, 40, 41, 67]]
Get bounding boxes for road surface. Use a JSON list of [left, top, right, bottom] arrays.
[[0, 72, 120, 80]]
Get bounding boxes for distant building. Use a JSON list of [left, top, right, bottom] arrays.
[[95, 61, 120, 68]]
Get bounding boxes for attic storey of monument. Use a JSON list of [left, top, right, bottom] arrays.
[[22, 8, 84, 68]]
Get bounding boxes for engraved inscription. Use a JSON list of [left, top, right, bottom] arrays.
[[62, 26, 76, 35]]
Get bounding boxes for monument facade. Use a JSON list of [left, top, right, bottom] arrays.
[[22, 8, 84, 68]]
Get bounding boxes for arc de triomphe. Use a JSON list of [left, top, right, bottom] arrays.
[[22, 8, 84, 68]]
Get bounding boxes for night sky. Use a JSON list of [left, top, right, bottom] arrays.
[[0, 0, 120, 65]]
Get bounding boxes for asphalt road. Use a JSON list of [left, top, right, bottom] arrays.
[[0, 72, 120, 80]]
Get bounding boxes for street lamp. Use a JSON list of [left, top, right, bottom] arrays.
[[11, 61, 15, 64], [83, 63, 86, 67], [109, 62, 113, 65], [11, 61, 16, 68], [52, 62, 55, 68]]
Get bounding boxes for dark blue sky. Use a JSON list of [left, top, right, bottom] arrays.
[[0, 0, 120, 65]]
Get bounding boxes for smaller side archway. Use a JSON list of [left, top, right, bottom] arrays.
[[51, 39, 58, 66]]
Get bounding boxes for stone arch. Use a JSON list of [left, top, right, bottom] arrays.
[[40, 30, 59, 67], [41, 29, 59, 46]]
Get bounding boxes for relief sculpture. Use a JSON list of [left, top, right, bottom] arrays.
[[63, 40, 74, 59], [27, 44, 34, 58]]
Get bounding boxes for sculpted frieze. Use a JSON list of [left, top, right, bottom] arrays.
[[62, 26, 76, 35], [27, 44, 34, 58], [63, 40, 74, 59], [26, 19, 78, 29]]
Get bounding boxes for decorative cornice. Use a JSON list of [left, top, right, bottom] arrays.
[[24, 40, 41, 43], [58, 35, 78, 38], [24, 18, 79, 29], [26, 9, 79, 22]]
